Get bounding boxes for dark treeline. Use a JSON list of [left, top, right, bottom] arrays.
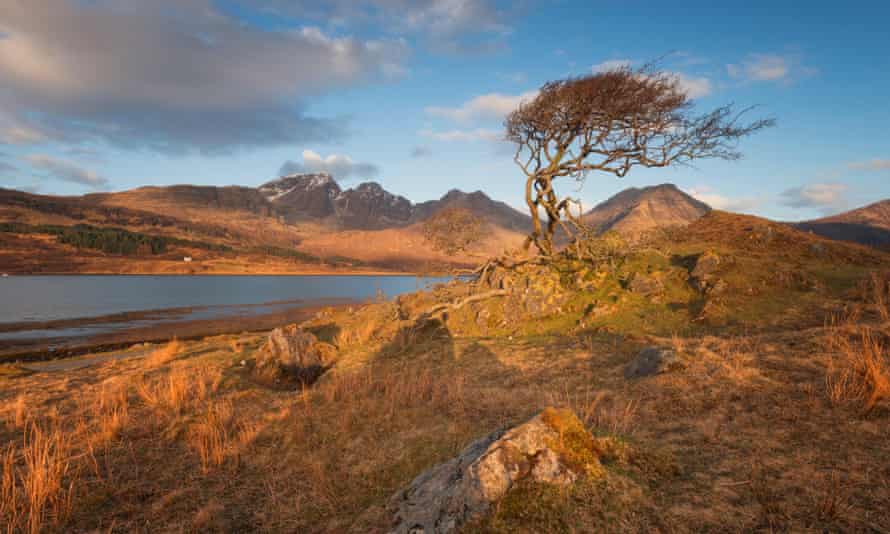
[[0, 222, 231, 256]]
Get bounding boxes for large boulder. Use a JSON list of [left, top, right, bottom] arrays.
[[252, 325, 337, 386], [624, 347, 683, 379], [388, 408, 600, 534], [689, 251, 724, 293]]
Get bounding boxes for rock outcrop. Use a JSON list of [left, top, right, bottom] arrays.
[[624, 347, 683, 379], [689, 250, 724, 294], [252, 325, 337, 386], [388, 408, 599, 534]]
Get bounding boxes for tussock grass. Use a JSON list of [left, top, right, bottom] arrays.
[[189, 400, 235, 473], [826, 326, 890, 415], [90, 378, 129, 445], [1, 424, 76, 534], [11, 395, 26, 430], [143, 338, 183, 368], [136, 365, 222, 417]]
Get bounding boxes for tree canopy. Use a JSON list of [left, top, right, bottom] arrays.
[[506, 64, 775, 255]]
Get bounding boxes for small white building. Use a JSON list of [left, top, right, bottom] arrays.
[[183, 256, 193, 263]]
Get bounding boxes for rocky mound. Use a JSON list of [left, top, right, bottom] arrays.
[[252, 325, 338, 387], [388, 408, 601, 533]]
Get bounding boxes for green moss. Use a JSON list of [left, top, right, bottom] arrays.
[[540, 407, 603, 477], [477, 480, 573, 533]]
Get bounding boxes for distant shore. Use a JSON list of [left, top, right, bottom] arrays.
[[0, 270, 430, 277]]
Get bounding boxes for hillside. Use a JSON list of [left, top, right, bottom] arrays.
[[582, 183, 711, 236], [412, 189, 531, 232], [0, 178, 530, 274], [794, 199, 890, 249]]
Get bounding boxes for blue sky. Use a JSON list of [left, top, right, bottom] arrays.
[[1, 0, 889, 221]]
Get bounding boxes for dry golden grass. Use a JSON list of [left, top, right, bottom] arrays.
[[189, 401, 235, 473], [1, 298, 889, 532], [825, 277, 890, 415], [136, 365, 222, 418], [1, 424, 76, 534], [547, 387, 638, 436], [143, 338, 183, 368], [826, 326, 890, 414], [868, 271, 890, 322], [11, 395, 26, 430]]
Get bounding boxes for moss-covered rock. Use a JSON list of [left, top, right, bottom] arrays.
[[387, 408, 600, 534]]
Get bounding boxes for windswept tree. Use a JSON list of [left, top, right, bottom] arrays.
[[506, 64, 774, 255]]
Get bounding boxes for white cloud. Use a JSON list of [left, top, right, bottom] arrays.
[[686, 186, 761, 213], [848, 159, 890, 171], [425, 91, 538, 123], [279, 150, 379, 180], [243, 0, 513, 53], [780, 183, 848, 211], [1, 124, 49, 145], [673, 73, 712, 99], [0, 1, 408, 153], [727, 53, 815, 84], [420, 128, 501, 142], [591, 59, 632, 73], [25, 154, 108, 188]]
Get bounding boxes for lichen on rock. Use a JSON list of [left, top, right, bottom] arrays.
[[387, 408, 600, 534]]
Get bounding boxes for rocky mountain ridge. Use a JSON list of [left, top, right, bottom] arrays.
[[258, 173, 530, 231]]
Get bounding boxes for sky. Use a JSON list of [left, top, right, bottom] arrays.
[[1, 0, 889, 222]]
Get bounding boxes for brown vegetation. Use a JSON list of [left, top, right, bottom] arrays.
[[421, 206, 486, 255]]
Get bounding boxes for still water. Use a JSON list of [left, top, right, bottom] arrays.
[[0, 275, 449, 340]]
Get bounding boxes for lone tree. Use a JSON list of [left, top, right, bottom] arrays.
[[506, 64, 774, 255]]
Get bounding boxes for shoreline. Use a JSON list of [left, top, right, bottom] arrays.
[[0, 300, 358, 364], [0, 270, 436, 277]]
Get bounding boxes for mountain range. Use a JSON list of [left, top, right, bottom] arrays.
[[1, 173, 888, 274], [793, 200, 890, 249]]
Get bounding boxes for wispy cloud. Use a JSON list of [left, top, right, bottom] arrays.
[[420, 128, 501, 142], [591, 59, 632, 73], [25, 154, 108, 188], [848, 159, 890, 171], [425, 91, 538, 123], [686, 185, 761, 213], [279, 149, 379, 181], [240, 0, 515, 54], [727, 53, 816, 84], [780, 183, 848, 213]]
